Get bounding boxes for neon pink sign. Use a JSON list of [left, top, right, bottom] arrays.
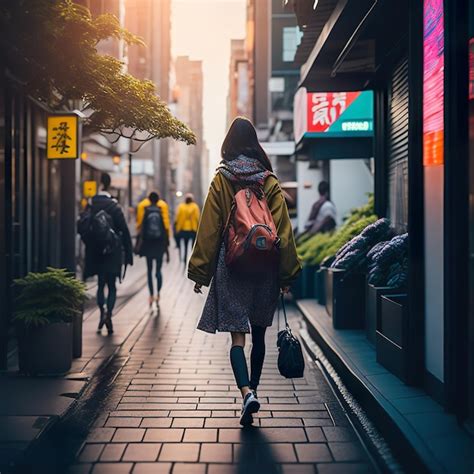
[[423, 0, 444, 166]]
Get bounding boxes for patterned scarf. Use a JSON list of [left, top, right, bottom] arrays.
[[217, 155, 272, 194]]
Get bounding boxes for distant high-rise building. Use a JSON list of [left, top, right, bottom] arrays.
[[125, 0, 171, 200], [227, 39, 250, 128], [170, 56, 204, 205]]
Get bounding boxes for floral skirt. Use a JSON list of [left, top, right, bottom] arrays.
[[197, 244, 279, 334]]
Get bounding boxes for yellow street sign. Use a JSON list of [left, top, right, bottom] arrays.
[[47, 114, 79, 159], [83, 180, 97, 198]]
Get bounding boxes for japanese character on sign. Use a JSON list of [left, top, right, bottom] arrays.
[[310, 93, 348, 131], [47, 114, 79, 159], [51, 122, 71, 155]]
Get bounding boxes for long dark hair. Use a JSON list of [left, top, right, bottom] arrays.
[[221, 117, 273, 171]]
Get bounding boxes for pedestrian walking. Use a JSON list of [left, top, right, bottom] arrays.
[[136, 191, 171, 238], [302, 180, 337, 236], [188, 117, 301, 426], [136, 192, 170, 309], [175, 193, 200, 263], [78, 173, 133, 335]]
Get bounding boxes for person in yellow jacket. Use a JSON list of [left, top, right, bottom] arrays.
[[175, 194, 200, 263], [136, 193, 171, 236]]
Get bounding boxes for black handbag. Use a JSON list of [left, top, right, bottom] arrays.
[[276, 294, 305, 378]]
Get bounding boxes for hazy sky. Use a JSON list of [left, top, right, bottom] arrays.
[[171, 0, 246, 174]]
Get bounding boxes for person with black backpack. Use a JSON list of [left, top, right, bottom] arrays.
[[188, 117, 301, 426], [137, 192, 169, 309], [78, 173, 133, 335]]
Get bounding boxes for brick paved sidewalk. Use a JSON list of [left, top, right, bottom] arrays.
[[69, 256, 376, 474]]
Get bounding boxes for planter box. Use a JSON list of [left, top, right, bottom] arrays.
[[315, 267, 326, 305], [325, 268, 365, 329], [365, 283, 401, 345], [72, 312, 83, 358], [292, 265, 317, 299], [376, 294, 412, 383], [17, 322, 73, 375]]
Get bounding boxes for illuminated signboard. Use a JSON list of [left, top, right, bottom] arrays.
[[47, 114, 79, 159], [294, 89, 374, 144], [423, 0, 444, 166]]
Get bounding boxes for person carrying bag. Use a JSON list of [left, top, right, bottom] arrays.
[[188, 117, 301, 426]]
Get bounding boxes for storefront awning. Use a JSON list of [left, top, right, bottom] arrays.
[[298, 0, 409, 91]]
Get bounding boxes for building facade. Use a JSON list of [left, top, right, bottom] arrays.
[[169, 56, 204, 206], [290, 0, 473, 470]]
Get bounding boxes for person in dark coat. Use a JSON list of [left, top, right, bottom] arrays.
[[138, 192, 169, 309], [84, 173, 133, 334]]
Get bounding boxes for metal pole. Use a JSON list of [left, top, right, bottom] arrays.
[[128, 152, 132, 208]]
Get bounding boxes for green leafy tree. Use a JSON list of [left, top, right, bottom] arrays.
[[0, 0, 196, 146]]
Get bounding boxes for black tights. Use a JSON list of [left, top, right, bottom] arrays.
[[97, 273, 117, 313], [230, 325, 267, 390], [146, 256, 163, 296]]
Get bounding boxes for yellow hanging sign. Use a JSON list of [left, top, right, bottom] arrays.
[[47, 114, 79, 159], [83, 181, 97, 198]]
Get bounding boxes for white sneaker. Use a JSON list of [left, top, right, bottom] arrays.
[[239, 392, 260, 426]]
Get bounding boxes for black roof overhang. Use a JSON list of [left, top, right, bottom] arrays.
[[299, 0, 409, 92]]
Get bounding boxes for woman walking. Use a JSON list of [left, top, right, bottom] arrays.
[[188, 117, 301, 426], [175, 194, 200, 263], [138, 192, 169, 309]]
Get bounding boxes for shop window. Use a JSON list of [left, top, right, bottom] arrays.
[[282, 27, 302, 62]]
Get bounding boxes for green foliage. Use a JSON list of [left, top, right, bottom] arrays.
[[13, 268, 87, 329], [296, 195, 376, 266], [0, 0, 196, 145]]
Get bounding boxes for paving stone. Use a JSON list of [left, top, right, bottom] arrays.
[[183, 428, 218, 442], [171, 418, 205, 428], [172, 463, 207, 474], [259, 418, 304, 427], [260, 428, 307, 443], [67, 464, 93, 474], [207, 464, 235, 474], [86, 428, 116, 443], [322, 427, 356, 442], [316, 463, 374, 474], [159, 443, 200, 462], [143, 428, 183, 442], [200, 442, 232, 462], [218, 428, 243, 443], [295, 443, 333, 463], [140, 418, 173, 428], [328, 442, 367, 462], [91, 462, 133, 473], [78, 443, 104, 463], [305, 427, 325, 442], [100, 443, 126, 462], [105, 418, 142, 428], [122, 442, 161, 461], [280, 464, 315, 474], [112, 428, 145, 443], [205, 418, 241, 428], [270, 443, 298, 463]]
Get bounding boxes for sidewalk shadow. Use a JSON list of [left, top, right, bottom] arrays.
[[236, 426, 279, 474]]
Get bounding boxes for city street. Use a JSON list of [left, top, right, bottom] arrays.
[[2, 1, 474, 472], [64, 253, 375, 474]]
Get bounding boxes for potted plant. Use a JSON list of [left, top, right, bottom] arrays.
[[13, 268, 87, 374]]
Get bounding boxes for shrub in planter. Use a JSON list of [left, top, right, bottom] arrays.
[[296, 194, 377, 268], [13, 268, 87, 375]]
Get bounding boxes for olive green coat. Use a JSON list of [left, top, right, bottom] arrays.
[[188, 173, 301, 287]]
